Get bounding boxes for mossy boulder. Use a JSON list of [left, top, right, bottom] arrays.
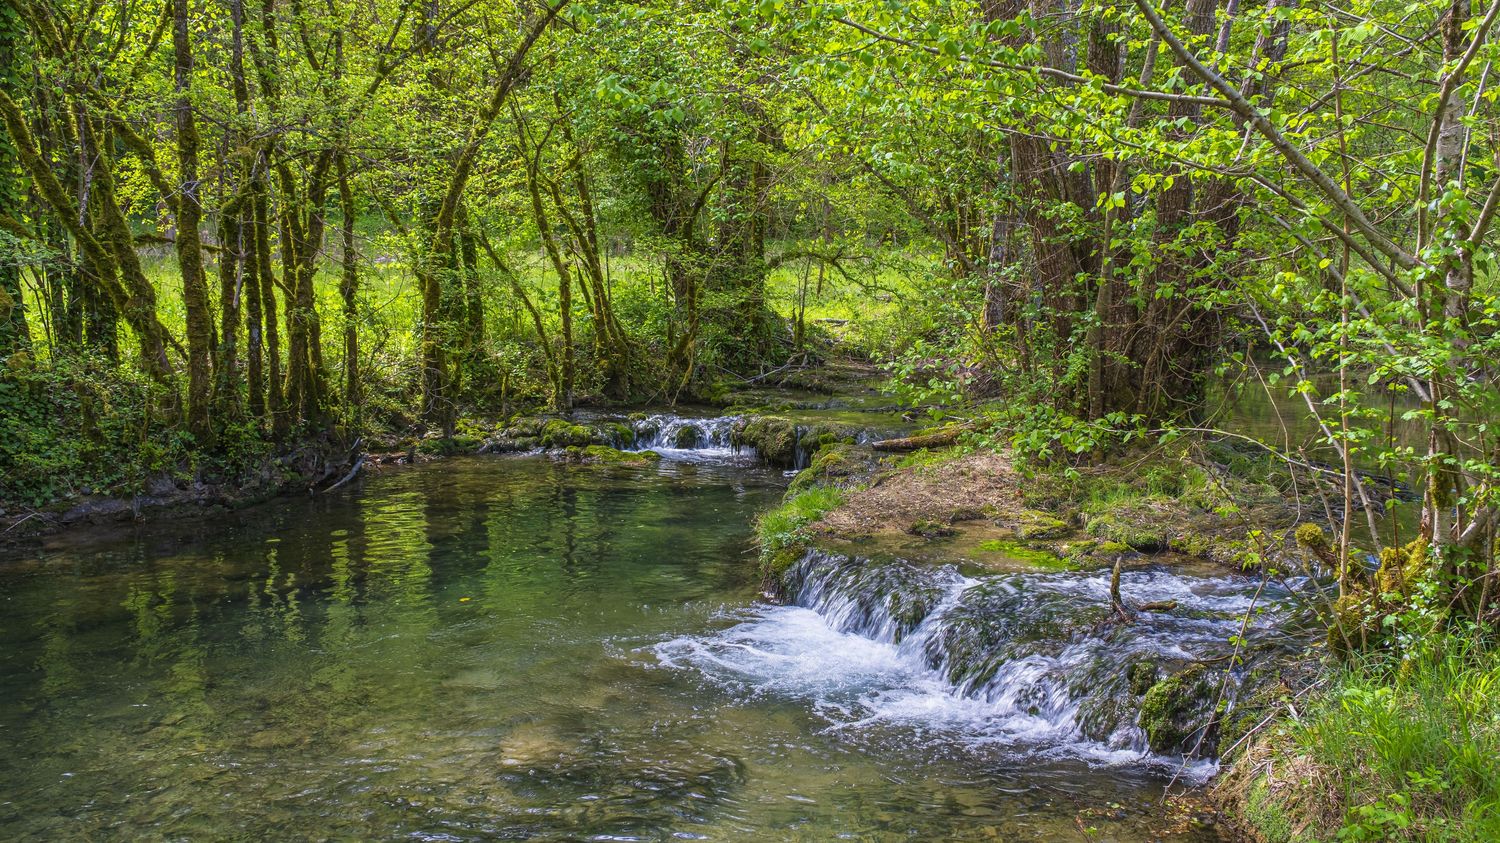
[[1139, 664, 1217, 754], [907, 518, 956, 538], [1127, 660, 1160, 696], [796, 423, 857, 454], [539, 419, 595, 448], [483, 436, 539, 454], [503, 416, 548, 439], [1169, 532, 1213, 557], [733, 416, 799, 466], [605, 422, 636, 447], [671, 425, 701, 448], [416, 433, 484, 455], [788, 443, 871, 492], [1085, 510, 1170, 552]]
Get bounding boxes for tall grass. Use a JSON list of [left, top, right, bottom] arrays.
[[1277, 640, 1500, 841]]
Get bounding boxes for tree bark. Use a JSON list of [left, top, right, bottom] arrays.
[[172, 0, 216, 439]]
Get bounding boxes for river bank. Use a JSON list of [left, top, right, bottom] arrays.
[[748, 426, 1357, 841]]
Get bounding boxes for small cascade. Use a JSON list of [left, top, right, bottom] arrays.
[[626, 414, 744, 461], [787, 424, 901, 469], [657, 549, 1296, 771]]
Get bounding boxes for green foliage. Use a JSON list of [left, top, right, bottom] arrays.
[[1275, 640, 1500, 842], [0, 353, 270, 507]]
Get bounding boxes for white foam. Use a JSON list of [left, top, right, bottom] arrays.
[[654, 558, 1282, 780], [655, 603, 1174, 770]]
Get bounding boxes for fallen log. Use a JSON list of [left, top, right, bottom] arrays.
[[871, 427, 966, 452]]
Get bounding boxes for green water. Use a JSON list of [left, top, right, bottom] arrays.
[[0, 456, 1219, 841]]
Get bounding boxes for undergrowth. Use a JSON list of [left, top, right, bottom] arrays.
[[1248, 639, 1500, 842]]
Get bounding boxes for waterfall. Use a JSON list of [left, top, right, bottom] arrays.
[[657, 549, 1295, 773], [625, 414, 745, 461]]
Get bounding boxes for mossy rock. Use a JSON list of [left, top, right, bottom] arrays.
[[1127, 660, 1160, 696], [416, 433, 484, 456], [1139, 664, 1216, 754], [761, 543, 811, 586], [539, 419, 596, 448], [796, 424, 856, 454], [561, 445, 661, 466], [606, 422, 636, 446], [485, 435, 538, 454], [732, 416, 799, 466], [1085, 511, 1170, 552], [503, 416, 548, 438], [1168, 532, 1213, 557], [907, 518, 956, 538], [1017, 509, 1071, 540], [788, 443, 869, 492]]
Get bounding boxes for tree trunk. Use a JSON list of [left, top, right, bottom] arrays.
[[0, 3, 30, 358], [337, 153, 360, 422], [172, 0, 215, 439]]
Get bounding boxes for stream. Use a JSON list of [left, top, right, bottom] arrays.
[[0, 420, 1248, 840]]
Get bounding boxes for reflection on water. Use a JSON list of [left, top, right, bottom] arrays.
[[0, 457, 1221, 841]]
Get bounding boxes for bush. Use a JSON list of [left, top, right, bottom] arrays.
[[0, 353, 194, 506], [0, 352, 275, 509]]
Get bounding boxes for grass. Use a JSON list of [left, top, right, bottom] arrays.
[[1254, 640, 1500, 842], [754, 484, 847, 576]]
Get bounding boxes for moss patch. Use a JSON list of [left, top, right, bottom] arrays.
[[788, 443, 872, 492], [561, 445, 661, 466], [1139, 664, 1216, 754], [906, 518, 957, 538], [539, 419, 595, 448], [417, 433, 484, 455], [974, 538, 1069, 570], [1085, 507, 1171, 552], [1016, 509, 1070, 540]]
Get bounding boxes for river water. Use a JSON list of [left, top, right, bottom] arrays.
[[0, 448, 1229, 840]]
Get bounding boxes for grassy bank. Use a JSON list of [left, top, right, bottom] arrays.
[[1231, 641, 1500, 842]]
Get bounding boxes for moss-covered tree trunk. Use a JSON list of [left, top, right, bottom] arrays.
[[0, 1, 27, 358], [337, 153, 360, 424], [172, 0, 216, 439]]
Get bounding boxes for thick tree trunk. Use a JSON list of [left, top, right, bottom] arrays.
[[215, 205, 245, 423], [253, 170, 285, 430]]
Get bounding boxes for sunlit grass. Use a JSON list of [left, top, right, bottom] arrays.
[[1279, 641, 1500, 841]]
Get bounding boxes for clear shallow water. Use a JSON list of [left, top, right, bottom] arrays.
[[0, 456, 1223, 841]]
